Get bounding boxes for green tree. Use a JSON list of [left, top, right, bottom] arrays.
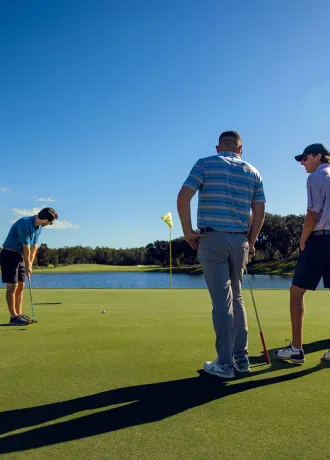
[[37, 244, 50, 268]]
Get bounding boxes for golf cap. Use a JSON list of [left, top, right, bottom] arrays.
[[295, 143, 330, 162]]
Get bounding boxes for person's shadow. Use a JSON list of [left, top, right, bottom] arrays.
[[1, 339, 329, 454]]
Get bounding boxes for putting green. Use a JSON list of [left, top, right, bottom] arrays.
[[0, 289, 329, 459]]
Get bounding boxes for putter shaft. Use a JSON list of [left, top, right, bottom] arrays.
[[28, 277, 35, 321]]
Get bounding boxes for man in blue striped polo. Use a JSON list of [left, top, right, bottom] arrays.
[[177, 131, 265, 379]]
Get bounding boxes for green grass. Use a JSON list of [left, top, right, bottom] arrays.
[[1, 288, 330, 459], [32, 264, 201, 274], [248, 259, 297, 275], [33, 263, 156, 273], [32, 260, 296, 275]]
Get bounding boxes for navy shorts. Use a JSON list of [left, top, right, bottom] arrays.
[[0, 249, 25, 284], [292, 234, 330, 290]]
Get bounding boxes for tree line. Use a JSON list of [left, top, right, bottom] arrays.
[[0, 213, 305, 267]]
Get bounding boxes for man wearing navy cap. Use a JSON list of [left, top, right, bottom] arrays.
[[275, 143, 330, 363]]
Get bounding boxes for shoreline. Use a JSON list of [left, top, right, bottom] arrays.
[[28, 261, 297, 276]]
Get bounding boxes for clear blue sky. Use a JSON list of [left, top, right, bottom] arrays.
[[1, 0, 330, 249]]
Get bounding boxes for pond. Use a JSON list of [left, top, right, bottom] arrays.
[[0, 272, 315, 289]]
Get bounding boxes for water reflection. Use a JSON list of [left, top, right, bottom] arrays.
[[0, 272, 310, 289]]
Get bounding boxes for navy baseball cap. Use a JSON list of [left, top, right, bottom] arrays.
[[295, 143, 330, 162]]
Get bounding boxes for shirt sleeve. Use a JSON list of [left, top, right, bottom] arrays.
[[32, 229, 41, 246], [16, 220, 31, 245], [252, 174, 266, 203], [307, 174, 324, 213], [182, 159, 205, 192]]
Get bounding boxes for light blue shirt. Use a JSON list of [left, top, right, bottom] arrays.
[[183, 152, 266, 232], [3, 216, 42, 253]]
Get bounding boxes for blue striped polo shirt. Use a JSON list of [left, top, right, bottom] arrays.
[[183, 152, 266, 232]]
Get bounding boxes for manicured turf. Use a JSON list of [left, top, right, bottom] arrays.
[[1, 288, 330, 459]]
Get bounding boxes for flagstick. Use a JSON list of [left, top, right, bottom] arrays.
[[169, 227, 172, 295]]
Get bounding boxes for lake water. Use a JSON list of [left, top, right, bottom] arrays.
[[0, 272, 322, 289]]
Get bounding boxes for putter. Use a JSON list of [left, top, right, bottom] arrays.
[[27, 277, 37, 323], [245, 266, 271, 364]]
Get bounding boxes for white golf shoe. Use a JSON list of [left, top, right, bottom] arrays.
[[203, 359, 235, 379], [322, 350, 330, 361]]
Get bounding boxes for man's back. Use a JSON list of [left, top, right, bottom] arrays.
[[3, 216, 41, 253], [184, 152, 265, 232]]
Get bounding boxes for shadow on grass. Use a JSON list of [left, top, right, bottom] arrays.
[[0, 325, 27, 330], [1, 340, 329, 454], [34, 302, 62, 305]]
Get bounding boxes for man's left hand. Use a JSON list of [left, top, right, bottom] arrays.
[[300, 239, 306, 252], [184, 231, 207, 251]]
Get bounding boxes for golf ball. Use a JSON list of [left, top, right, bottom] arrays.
[[102, 309, 106, 313]]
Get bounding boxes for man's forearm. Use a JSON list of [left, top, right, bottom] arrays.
[[23, 245, 31, 267], [248, 202, 265, 247], [301, 210, 318, 243], [177, 188, 194, 235], [177, 202, 193, 235], [248, 213, 265, 246], [248, 218, 264, 246], [30, 246, 38, 265]]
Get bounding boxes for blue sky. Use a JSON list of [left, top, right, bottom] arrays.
[[1, 0, 330, 249]]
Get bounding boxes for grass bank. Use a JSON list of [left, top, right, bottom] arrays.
[[32, 263, 203, 274], [32, 260, 297, 275]]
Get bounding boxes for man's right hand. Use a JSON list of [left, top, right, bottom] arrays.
[[25, 265, 32, 278], [184, 230, 207, 251]]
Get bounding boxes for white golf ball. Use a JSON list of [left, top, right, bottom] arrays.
[[102, 309, 106, 313]]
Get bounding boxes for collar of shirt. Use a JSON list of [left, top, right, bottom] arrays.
[[32, 215, 39, 229], [218, 151, 240, 160], [317, 163, 330, 172]]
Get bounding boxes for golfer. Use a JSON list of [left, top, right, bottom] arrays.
[[0, 207, 58, 325], [177, 131, 265, 378], [275, 144, 330, 363]]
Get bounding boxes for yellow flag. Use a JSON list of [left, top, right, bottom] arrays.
[[161, 212, 173, 228]]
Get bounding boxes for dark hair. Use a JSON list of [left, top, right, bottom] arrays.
[[310, 153, 330, 164], [320, 156, 330, 164], [37, 207, 58, 222], [219, 131, 242, 146]]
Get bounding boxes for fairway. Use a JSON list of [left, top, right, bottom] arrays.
[[1, 288, 330, 459]]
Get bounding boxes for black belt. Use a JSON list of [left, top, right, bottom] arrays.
[[200, 227, 247, 235], [312, 230, 330, 236]]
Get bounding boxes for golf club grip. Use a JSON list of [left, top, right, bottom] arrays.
[[259, 330, 271, 364]]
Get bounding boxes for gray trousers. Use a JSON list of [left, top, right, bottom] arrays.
[[198, 232, 249, 366]]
